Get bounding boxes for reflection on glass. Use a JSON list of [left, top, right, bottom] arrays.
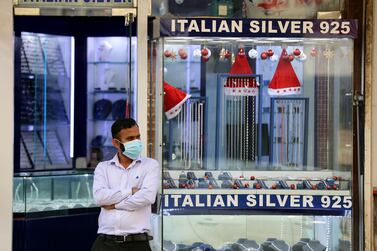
[[19, 32, 72, 170]]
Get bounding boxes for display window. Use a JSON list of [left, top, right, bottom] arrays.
[[16, 32, 73, 170], [13, 17, 138, 171], [151, 17, 357, 250], [86, 37, 137, 167]]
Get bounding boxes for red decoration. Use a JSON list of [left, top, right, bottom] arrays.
[[178, 48, 187, 60], [293, 48, 301, 56], [180, 52, 187, 60], [268, 48, 301, 96], [201, 48, 209, 56], [271, 184, 277, 189], [238, 48, 246, 58], [202, 56, 210, 62], [333, 176, 338, 181], [250, 176, 255, 180], [164, 50, 172, 58], [332, 185, 338, 190], [288, 55, 295, 61], [163, 81, 191, 120], [267, 49, 274, 57], [261, 52, 268, 60], [239, 175, 244, 179], [310, 48, 318, 57], [312, 184, 317, 190], [326, 185, 331, 190], [233, 184, 239, 189], [290, 184, 296, 190], [224, 50, 232, 59], [244, 183, 250, 188], [255, 183, 262, 189], [282, 54, 290, 61]]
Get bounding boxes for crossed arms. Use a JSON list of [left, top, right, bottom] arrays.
[[93, 162, 160, 211]]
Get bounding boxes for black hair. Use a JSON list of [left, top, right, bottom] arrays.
[[111, 118, 138, 139]]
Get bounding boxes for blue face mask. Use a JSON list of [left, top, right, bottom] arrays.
[[117, 139, 143, 160]]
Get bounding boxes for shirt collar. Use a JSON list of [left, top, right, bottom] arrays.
[[110, 153, 142, 170]]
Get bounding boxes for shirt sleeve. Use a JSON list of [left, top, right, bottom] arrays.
[[115, 160, 160, 211], [93, 163, 132, 206]]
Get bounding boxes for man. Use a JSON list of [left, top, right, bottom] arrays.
[[91, 118, 160, 251]]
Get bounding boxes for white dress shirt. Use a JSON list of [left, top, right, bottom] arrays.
[[93, 154, 160, 236]]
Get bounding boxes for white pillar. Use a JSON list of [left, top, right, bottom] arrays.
[[0, 0, 14, 250], [137, 0, 149, 156]]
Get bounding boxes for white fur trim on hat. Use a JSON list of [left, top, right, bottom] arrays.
[[224, 87, 258, 96], [165, 93, 191, 120], [268, 87, 301, 96]]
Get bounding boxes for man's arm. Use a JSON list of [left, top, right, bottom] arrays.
[[93, 164, 132, 206], [115, 161, 160, 211]]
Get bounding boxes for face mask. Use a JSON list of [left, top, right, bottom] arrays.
[[117, 139, 143, 160]]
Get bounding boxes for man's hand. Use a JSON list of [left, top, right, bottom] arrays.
[[102, 204, 115, 210], [132, 187, 140, 195]]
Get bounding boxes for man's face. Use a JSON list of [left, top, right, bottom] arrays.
[[112, 125, 141, 152]]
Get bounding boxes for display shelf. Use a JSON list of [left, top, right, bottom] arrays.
[[21, 122, 70, 131], [164, 60, 201, 64], [86, 36, 137, 166], [13, 170, 96, 215], [90, 90, 128, 94], [163, 189, 350, 195], [89, 119, 116, 122]]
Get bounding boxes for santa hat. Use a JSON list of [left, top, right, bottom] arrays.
[[225, 48, 258, 96], [163, 82, 191, 120], [268, 49, 301, 96]]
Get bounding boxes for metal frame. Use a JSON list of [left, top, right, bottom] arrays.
[[269, 97, 309, 168], [216, 73, 263, 169]]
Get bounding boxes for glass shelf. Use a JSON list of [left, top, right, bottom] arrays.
[[21, 122, 70, 131], [164, 60, 201, 64], [90, 90, 128, 94], [88, 119, 115, 122]]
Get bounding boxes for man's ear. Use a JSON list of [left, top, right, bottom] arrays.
[[113, 138, 125, 152], [112, 138, 119, 149]]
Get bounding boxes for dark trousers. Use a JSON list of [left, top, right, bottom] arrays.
[[91, 235, 152, 251]]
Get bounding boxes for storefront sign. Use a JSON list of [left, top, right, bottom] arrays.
[[160, 18, 358, 38], [15, 0, 133, 7], [163, 194, 352, 212]]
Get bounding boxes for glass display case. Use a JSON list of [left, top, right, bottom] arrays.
[[151, 18, 357, 251], [87, 36, 137, 167], [17, 32, 73, 171], [13, 170, 96, 214]]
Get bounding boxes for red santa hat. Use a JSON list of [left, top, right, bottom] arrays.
[[268, 49, 301, 96], [225, 48, 258, 96], [163, 81, 191, 120]]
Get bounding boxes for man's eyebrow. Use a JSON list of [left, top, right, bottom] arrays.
[[126, 134, 140, 139]]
